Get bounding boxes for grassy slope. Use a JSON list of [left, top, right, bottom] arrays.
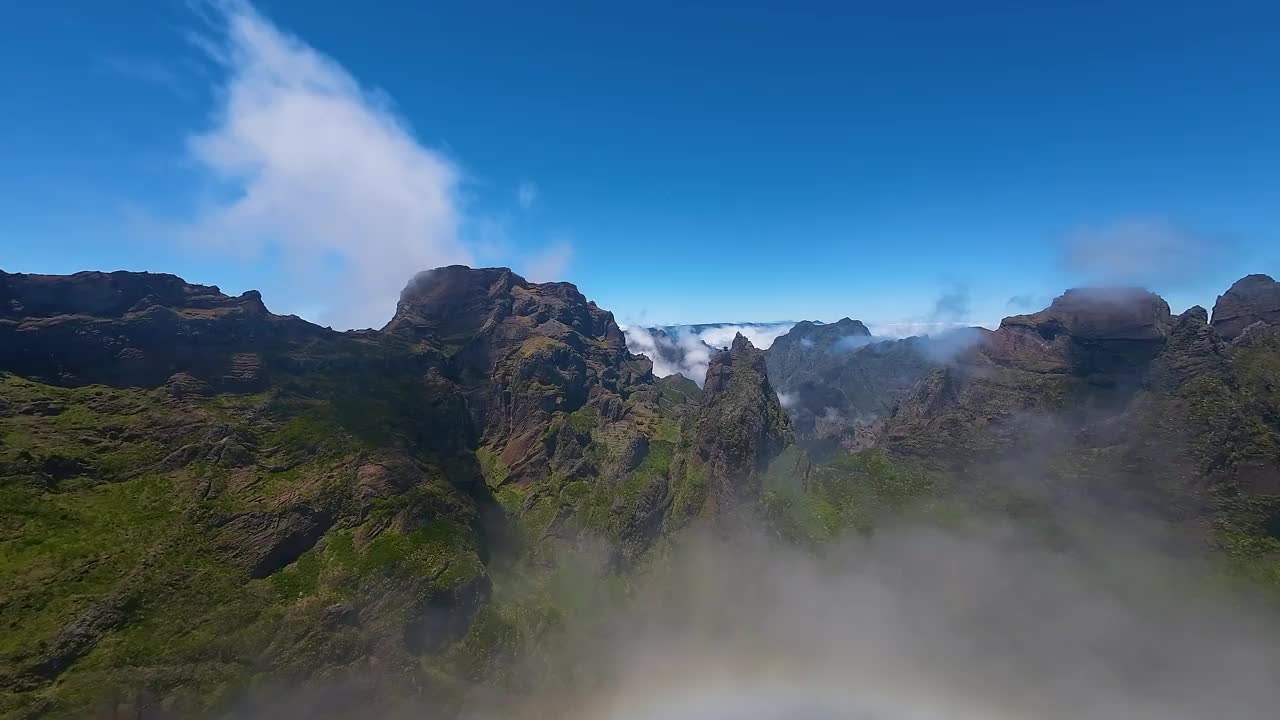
[[0, 371, 489, 719], [4, 328, 1280, 717]]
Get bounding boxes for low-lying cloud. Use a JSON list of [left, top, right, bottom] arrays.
[[459, 518, 1280, 720], [622, 322, 795, 385], [866, 321, 977, 338]]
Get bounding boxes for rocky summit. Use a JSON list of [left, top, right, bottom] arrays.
[[2, 267, 1280, 719], [1212, 273, 1280, 341]]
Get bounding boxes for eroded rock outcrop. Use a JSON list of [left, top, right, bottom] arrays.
[[384, 266, 657, 487], [1212, 273, 1280, 341], [0, 269, 323, 389], [691, 334, 793, 511]]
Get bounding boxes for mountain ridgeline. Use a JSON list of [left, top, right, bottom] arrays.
[[2, 267, 1279, 718]]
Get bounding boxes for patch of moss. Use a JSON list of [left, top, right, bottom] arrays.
[[270, 546, 323, 599], [666, 455, 709, 524], [762, 447, 937, 543], [264, 404, 355, 456], [358, 520, 483, 589], [567, 405, 599, 435], [0, 473, 177, 658], [514, 336, 568, 359]]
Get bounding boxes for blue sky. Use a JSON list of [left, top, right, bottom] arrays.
[[1, 1, 1277, 329]]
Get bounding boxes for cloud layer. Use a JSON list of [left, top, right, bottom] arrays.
[[622, 322, 795, 385], [185, 2, 471, 329]]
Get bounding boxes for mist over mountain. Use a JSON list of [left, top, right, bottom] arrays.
[[3, 265, 1280, 719], [621, 322, 796, 384]]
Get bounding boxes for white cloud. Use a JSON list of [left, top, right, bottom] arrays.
[[183, 1, 471, 329], [517, 179, 538, 210], [620, 325, 714, 382], [694, 323, 794, 351], [622, 322, 795, 386], [523, 241, 573, 283]]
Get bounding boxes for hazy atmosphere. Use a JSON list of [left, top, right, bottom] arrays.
[[2, 2, 1279, 720]]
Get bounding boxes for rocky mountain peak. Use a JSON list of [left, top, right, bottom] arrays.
[[377, 265, 653, 486], [694, 334, 793, 510], [829, 317, 872, 335], [1212, 273, 1280, 340], [986, 287, 1173, 379], [383, 265, 626, 352], [1000, 287, 1172, 342]]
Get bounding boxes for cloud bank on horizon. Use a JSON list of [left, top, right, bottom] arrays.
[[623, 319, 983, 385], [622, 322, 795, 384]]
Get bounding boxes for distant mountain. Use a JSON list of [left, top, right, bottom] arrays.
[[766, 319, 987, 454]]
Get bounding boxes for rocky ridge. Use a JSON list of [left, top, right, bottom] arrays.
[[3, 266, 1280, 719]]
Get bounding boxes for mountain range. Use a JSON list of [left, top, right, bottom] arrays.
[[2, 266, 1278, 718]]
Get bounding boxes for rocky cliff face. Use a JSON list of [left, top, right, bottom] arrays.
[[879, 281, 1280, 552], [992, 287, 1173, 379], [1212, 274, 1280, 341], [0, 268, 518, 718], [692, 334, 794, 512], [384, 265, 655, 488], [0, 270, 326, 391], [0, 266, 684, 718]]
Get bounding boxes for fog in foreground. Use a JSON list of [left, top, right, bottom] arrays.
[[437, 515, 1280, 720]]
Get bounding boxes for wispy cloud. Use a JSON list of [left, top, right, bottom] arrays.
[[523, 240, 573, 283], [1006, 294, 1038, 310], [866, 321, 982, 338], [97, 55, 198, 100], [1058, 218, 1231, 288], [517, 179, 539, 210], [182, 1, 471, 329], [929, 280, 970, 323]]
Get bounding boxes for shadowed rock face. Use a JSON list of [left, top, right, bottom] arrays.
[[0, 266, 669, 714], [993, 287, 1173, 378], [695, 334, 794, 510], [385, 265, 656, 485], [0, 270, 267, 320], [1212, 274, 1280, 341], [0, 269, 323, 390]]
